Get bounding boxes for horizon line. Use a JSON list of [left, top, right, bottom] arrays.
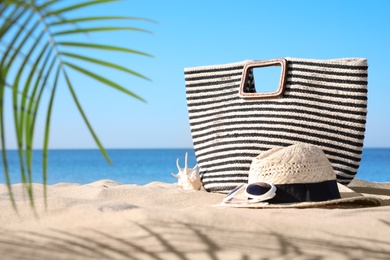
[[1, 146, 389, 151]]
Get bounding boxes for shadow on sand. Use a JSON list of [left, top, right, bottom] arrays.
[[1, 218, 390, 259]]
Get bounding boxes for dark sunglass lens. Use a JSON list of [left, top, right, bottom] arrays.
[[246, 183, 271, 196]]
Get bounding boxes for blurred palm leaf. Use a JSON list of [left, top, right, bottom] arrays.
[[0, 0, 154, 210]]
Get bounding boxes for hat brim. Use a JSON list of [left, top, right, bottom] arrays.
[[215, 182, 385, 209]]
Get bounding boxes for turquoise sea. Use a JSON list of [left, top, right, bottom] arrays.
[[0, 148, 389, 185]]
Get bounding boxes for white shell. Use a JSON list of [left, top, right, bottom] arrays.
[[171, 153, 202, 190]]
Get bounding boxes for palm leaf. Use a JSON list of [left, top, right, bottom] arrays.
[[58, 41, 154, 57], [48, 16, 157, 26], [44, 0, 118, 16], [42, 66, 61, 207], [62, 52, 151, 81], [0, 130, 17, 211], [24, 46, 53, 184], [0, 3, 9, 18], [1, 0, 154, 209], [11, 28, 48, 210], [2, 0, 29, 6], [53, 26, 152, 36], [38, 0, 59, 9], [1, 15, 38, 68], [0, 3, 27, 40], [9, 27, 47, 210], [64, 62, 146, 102], [28, 56, 57, 148], [0, 74, 17, 211], [63, 70, 112, 165]]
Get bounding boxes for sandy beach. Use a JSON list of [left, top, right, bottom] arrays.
[[1, 179, 390, 259]]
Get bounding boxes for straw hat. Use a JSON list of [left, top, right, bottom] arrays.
[[218, 143, 383, 208], [248, 143, 336, 185]]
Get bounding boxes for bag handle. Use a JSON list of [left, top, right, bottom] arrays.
[[239, 58, 288, 99]]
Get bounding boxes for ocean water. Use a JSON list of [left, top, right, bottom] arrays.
[[0, 148, 389, 185]]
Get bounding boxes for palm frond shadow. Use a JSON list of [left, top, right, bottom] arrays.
[[380, 218, 390, 227], [1, 218, 390, 260], [321, 220, 390, 249], [0, 229, 101, 259]]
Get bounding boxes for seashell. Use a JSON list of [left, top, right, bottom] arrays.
[[171, 153, 202, 190]]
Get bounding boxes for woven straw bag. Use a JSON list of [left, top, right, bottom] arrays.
[[184, 58, 368, 192]]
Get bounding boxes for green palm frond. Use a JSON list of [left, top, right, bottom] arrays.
[[53, 26, 153, 35], [61, 52, 151, 81], [0, 0, 154, 210], [44, 0, 118, 16], [48, 16, 157, 26], [57, 41, 154, 57]]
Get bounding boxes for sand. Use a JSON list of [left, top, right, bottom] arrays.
[[1, 179, 390, 259]]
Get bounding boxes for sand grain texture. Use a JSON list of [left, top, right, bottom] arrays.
[[1, 179, 390, 259]]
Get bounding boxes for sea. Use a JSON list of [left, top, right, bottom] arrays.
[[0, 148, 389, 185]]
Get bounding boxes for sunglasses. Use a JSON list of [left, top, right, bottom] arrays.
[[223, 182, 277, 204]]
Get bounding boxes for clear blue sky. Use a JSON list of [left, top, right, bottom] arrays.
[[4, 0, 390, 149]]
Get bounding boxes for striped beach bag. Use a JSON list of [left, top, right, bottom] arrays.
[[184, 58, 368, 192]]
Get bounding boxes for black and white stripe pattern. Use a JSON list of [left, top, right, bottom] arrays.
[[184, 58, 368, 192]]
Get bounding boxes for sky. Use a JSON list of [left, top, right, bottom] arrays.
[[3, 0, 390, 149]]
